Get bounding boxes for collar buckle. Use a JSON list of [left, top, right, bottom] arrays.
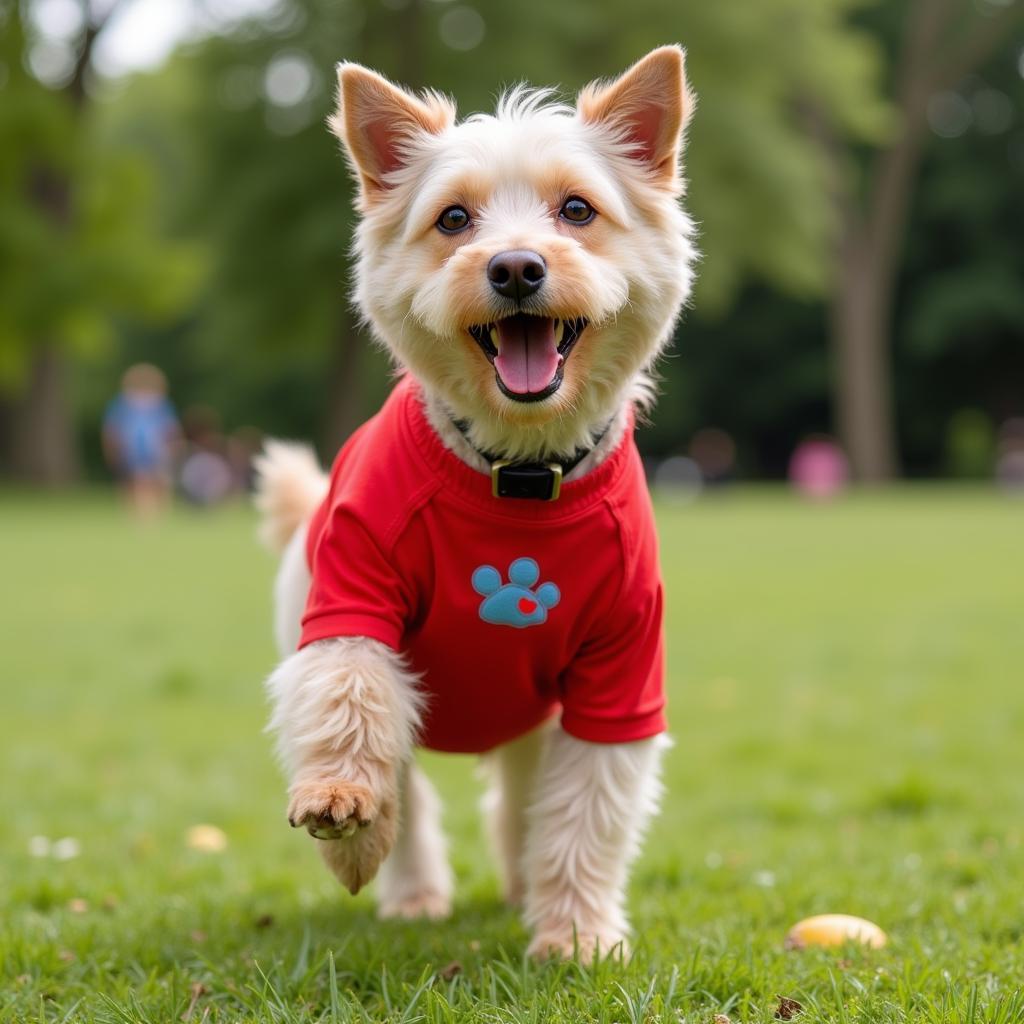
[[491, 460, 563, 501]]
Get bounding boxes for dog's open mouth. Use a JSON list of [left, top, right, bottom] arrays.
[[467, 315, 587, 402]]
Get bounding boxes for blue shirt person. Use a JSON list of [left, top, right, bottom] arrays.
[[102, 364, 181, 515]]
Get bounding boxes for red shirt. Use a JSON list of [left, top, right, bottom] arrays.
[[301, 376, 666, 754]]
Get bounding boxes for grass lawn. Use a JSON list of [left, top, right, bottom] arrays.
[[2, 487, 1022, 1023]]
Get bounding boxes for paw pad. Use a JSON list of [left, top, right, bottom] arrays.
[[472, 557, 560, 628]]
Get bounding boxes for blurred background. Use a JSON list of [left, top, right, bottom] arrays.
[[1, 0, 1022, 495]]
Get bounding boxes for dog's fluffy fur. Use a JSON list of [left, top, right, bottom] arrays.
[[256, 46, 695, 960]]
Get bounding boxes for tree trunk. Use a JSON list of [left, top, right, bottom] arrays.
[[8, 10, 109, 485], [824, 0, 1023, 481], [9, 344, 79, 485], [830, 235, 898, 482]]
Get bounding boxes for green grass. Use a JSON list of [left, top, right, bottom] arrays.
[[2, 487, 1023, 1023]]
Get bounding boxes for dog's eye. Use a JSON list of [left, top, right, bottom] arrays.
[[559, 197, 595, 225], [437, 206, 471, 234]]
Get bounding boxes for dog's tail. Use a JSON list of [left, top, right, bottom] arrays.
[[253, 440, 329, 554]]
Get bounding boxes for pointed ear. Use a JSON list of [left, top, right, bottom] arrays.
[[328, 63, 455, 201], [577, 46, 693, 191]]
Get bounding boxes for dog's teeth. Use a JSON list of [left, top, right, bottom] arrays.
[[553, 320, 564, 345], [489, 325, 499, 350]]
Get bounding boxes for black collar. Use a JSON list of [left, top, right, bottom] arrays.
[[450, 417, 611, 502]]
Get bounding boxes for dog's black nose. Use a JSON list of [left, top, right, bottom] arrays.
[[487, 250, 546, 300]]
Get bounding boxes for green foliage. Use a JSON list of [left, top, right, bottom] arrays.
[[3, 0, 1020, 477], [0, 3, 200, 393], [894, 33, 1024, 475], [945, 409, 996, 479], [2, 490, 1024, 1020], [83, 0, 891, 459]]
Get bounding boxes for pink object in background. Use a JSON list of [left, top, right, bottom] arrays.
[[788, 437, 849, 499]]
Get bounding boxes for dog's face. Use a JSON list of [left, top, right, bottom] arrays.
[[331, 48, 696, 457]]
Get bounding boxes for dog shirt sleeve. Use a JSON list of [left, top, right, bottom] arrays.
[[299, 507, 412, 652], [558, 559, 666, 745]]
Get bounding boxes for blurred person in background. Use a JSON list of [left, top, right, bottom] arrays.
[[996, 419, 1024, 494], [689, 427, 737, 487], [788, 435, 850, 501], [102, 364, 181, 517], [227, 426, 266, 494], [178, 405, 235, 507]]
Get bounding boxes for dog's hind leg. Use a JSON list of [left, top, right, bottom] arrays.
[[272, 522, 311, 656], [376, 760, 453, 920], [481, 724, 547, 906], [521, 730, 669, 961]]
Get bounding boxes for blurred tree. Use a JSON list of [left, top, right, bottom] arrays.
[[0, 0, 196, 483], [12, 0, 1018, 481], [895, 31, 1024, 475], [141, 0, 394, 457], [818, 0, 1024, 480], [131, 0, 888, 461]]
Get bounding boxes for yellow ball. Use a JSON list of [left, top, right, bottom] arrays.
[[785, 914, 887, 950]]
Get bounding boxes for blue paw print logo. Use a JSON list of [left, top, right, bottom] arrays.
[[472, 557, 560, 629]]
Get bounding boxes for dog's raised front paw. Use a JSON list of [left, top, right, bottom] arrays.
[[527, 927, 630, 963], [378, 889, 452, 921], [318, 801, 397, 895], [287, 779, 376, 839]]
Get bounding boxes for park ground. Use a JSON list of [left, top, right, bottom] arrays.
[[1, 488, 1022, 1023]]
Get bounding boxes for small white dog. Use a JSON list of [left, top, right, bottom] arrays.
[[256, 46, 696, 960]]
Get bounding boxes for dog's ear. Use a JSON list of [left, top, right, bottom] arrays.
[[329, 63, 455, 203], [577, 45, 693, 192]]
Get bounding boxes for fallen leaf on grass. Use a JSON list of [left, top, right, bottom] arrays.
[[439, 960, 462, 981], [186, 825, 228, 853], [29, 836, 51, 857], [775, 996, 804, 1020], [53, 837, 81, 861]]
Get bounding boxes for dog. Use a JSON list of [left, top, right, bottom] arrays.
[[255, 45, 696, 960]]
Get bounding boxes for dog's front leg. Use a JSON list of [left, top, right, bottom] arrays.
[[522, 729, 668, 961], [266, 637, 423, 894]]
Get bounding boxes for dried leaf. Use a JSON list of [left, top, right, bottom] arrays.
[[186, 825, 228, 853], [775, 996, 804, 1020], [52, 837, 81, 861], [439, 960, 462, 981]]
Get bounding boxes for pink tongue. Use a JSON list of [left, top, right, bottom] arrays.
[[494, 316, 561, 394]]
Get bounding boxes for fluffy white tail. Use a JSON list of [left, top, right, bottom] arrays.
[[253, 441, 329, 554]]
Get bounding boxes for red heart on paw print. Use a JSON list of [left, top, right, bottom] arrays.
[[517, 597, 537, 615]]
